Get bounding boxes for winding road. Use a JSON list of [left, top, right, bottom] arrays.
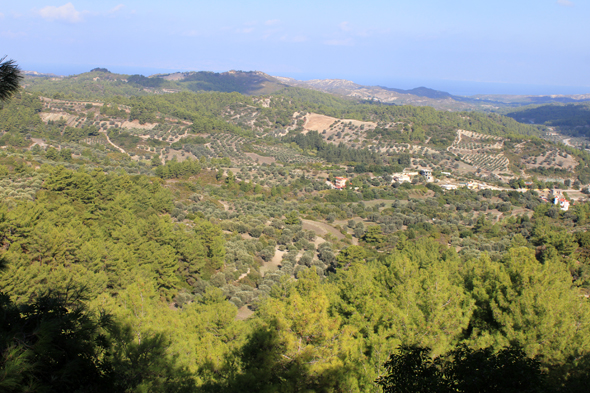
[[102, 131, 126, 154]]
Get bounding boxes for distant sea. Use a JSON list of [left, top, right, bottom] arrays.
[[288, 73, 590, 97], [22, 63, 590, 97], [372, 79, 590, 97], [278, 72, 590, 96]]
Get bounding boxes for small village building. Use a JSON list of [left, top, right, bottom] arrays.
[[420, 170, 434, 183], [392, 174, 411, 183], [334, 177, 348, 189], [441, 184, 458, 190], [460, 182, 482, 190], [554, 197, 570, 211]]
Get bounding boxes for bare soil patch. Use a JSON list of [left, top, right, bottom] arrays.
[[260, 246, 286, 277], [119, 120, 157, 130], [302, 219, 345, 240], [303, 114, 338, 132], [313, 236, 326, 247], [30, 138, 48, 148], [236, 306, 255, 320], [162, 149, 198, 163], [39, 112, 78, 126], [362, 199, 395, 207], [523, 150, 577, 172], [303, 113, 377, 135], [245, 152, 275, 164]]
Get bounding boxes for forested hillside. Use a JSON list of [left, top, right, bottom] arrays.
[[506, 103, 590, 141], [23, 69, 287, 100], [2, 74, 590, 391], [4, 84, 587, 186], [2, 164, 590, 391]]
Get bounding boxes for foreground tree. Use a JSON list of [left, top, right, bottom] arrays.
[[0, 57, 22, 102], [0, 291, 115, 391], [0, 289, 195, 392], [376, 344, 543, 393]]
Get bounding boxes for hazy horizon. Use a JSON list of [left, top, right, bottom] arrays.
[[21, 62, 590, 97]]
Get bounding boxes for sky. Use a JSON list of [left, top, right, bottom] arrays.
[[1, 0, 589, 95]]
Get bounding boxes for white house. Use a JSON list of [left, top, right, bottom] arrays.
[[420, 169, 434, 182], [554, 197, 570, 211], [392, 174, 411, 183], [334, 177, 348, 189]]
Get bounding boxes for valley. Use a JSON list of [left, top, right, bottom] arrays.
[[2, 68, 590, 391]]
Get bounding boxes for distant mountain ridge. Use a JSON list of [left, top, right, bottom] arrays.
[[23, 70, 64, 78], [23, 67, 590, 111], [273, 76, 590, 110], [273, 76, 485, 110], [379, 86, 453, 99], [148, 70, 287, 95]]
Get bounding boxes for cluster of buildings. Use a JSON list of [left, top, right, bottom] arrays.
[[326, 176, 349, 190], [391, 169, 434, 184], [547, 190, 570, 211], [327, 169, 439, 190], [327, 170, 436, 190], [324, 172, 573, 212], [440, 181, 493, 191]]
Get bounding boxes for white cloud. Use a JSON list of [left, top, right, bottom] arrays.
[[557, 0, 574, 6], [324, 38, 354, 46], [236, 27, 254, 34], [291, 35, 307, 42], [109, 4, 125, 14], [0, 12, 4, 19], [1, 31, 27, 38], [265, 19, 280, 26], [183, 30, 201, 37], [339, 21, 351, 32], [38, 3, 83, 23]]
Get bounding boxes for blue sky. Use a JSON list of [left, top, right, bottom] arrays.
[[1, 0, 589, 95]]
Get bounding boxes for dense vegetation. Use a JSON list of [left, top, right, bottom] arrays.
[[506, 103, 590, 140], [2, 71, 590, 391], [1, 159, 590, 391], [24, 69, 286, 100], [506, 103, 590, 128], [286, 131, 383, 165]]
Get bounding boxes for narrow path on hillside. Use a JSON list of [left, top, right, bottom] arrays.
[[102, 131, 126, 154], [235, 268, 250, 282]]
